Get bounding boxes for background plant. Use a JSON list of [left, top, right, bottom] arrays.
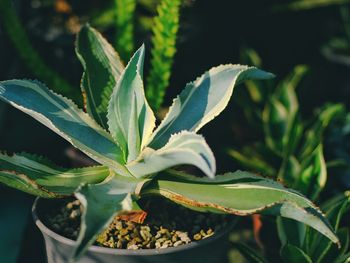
[[146, 0, 181, 111], [114, 0, 136, 62], [0, 0, 80, 102], [228, 50, 349, 262]]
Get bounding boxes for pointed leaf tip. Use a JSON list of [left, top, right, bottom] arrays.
[[107, 44, 156, 162], [149, 64, 276, 149]]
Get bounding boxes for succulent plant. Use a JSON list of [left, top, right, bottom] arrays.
[[0, 25, 339, 261]]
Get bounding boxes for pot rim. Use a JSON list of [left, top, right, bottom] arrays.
[[32, 197, 236, 256]]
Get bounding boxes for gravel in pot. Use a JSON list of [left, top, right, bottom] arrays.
[[42, 197, 232, 251]]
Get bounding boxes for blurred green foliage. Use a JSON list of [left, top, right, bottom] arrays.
[[271, 0, 350, 12], [0, 0, 81, 103], [114, 0, 136, 62], [146, 0, 181, 111], [228, 49, 350, 262], [229, 49, 345, 199]]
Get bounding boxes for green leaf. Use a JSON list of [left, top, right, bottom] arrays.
[[264, 65, 307, 156], [146, 0, 181, 110], [300, 103, 345, 159], [114, 0, 136, 62], [127, 131, 215, 178], [0, 152, 110, 196], [0, 80, 128, 175], [74, 173, 145, 260], [149, 65, 275, 149], [281, 155, 301, 186], [76, 24, 125, 129], [0, 170, 56, 198], [307, 192, 350, 262], [320, 228, 349, 263], [280, 244, 312, 263], [227, 148, 276, 175], [141, 170, 338, 244], [294, 144, 327, 200], [107, 45, 156, 162], [334, 252, 350, 263], [0, 0, 80, 102], [263, 97, 288, 154], [271, 0, 350, 12], [232, 242, 269, 263], [277, 217, 306, 247]]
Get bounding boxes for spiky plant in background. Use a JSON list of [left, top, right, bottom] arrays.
[[0, 25, 339, 262], [114, 0, 137, 62], [146, 0, 181, 111]]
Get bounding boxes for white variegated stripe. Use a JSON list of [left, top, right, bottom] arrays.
[[90, 28, 124, 77], [148, 65, 275, 149], [0, 152, 112, 194], [0, 154, 110, 178], [127, 131, 215, 178], [221, 183, 314, 205], [13, 80, 113, 138], [107, 45, 156, 162], [0, 80, 129, 175], [76, 25, 125, 129]]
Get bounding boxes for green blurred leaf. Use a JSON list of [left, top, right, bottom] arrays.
[[146, 0, 181, 110], [271, 0, 350, 12], [307, 192, 350, 262], [294, 145, 327, 200], [280, 244, 312, 263], [114, 0, 136, 61], [227, 148, 276, 175], [232, 242, 269, 263], [300, 104, 345, 159]]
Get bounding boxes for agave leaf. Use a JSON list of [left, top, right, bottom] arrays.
[[0, 80, 128, 174], [107, 45, 156, 162], [141, 170, 338, 244], [76, 24, 124, 129], [73, 173, 147, 260], [280, 244, 312, 263], [0, 152, 110, 196], [0, 170, 57, 198], [127, 131, 215, 178], [149, 65, 275, 149]]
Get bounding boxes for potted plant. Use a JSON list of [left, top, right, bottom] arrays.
[[0, 25, 339, 263]]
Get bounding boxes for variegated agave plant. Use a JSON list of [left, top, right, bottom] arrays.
[[0, 25, 339, 261]]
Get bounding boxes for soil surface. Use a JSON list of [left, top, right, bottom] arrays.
[[43, 197, 232, 250]]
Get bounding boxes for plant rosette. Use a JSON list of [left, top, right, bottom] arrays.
[[0, 24, 340, 263]]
